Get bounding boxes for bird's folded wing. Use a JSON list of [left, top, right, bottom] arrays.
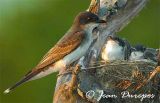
[[35, 31, 85, 69], [3, 31, 85, 93]]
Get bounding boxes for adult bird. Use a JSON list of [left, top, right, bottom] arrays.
[[4, 11, 106, 94]]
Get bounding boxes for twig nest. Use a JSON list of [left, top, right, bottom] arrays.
[[78, 60, 160, 103], [96, 60, 157, 89]]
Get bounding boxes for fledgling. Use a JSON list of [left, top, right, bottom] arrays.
[[4, 11, 106, 94], [101, 35, 130, 62], [129, 44, 146, 60], [130, 44, 158, 62], [144, 48, 159, 62]]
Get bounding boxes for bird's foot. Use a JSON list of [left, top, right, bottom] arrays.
[[57, 65, 80, 77], [57, 68, 73, 77]]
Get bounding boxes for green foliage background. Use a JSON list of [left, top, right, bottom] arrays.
[[0, 0, 159, 103]]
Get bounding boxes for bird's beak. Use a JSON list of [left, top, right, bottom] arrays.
[[96, 20, 106, 23]]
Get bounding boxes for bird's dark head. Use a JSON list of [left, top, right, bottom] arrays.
[[134, 44, 146, 52], [73, 12, 106, 26], [106, 35, 125, 47]]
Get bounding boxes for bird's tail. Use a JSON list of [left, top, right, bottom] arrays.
[[4, 70, 41, 94]]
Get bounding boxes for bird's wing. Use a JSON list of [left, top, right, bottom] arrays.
[[3, 31, 85, 94], [36, 31, 85, 69]]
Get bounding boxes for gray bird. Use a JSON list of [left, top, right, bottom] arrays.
[[129, 44, 146, 60], [4, 11, 106, 94], [130, 44, 158, 62], [144, 48, 159, 62], [101, 35, 130, 61]]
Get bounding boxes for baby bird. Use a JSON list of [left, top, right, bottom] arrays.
[[101, 35, 130, 62]]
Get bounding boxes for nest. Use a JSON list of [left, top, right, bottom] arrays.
[[78, 60, 160, 103]]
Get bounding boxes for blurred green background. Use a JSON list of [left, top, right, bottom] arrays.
[[0, 0, 159, 103]]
